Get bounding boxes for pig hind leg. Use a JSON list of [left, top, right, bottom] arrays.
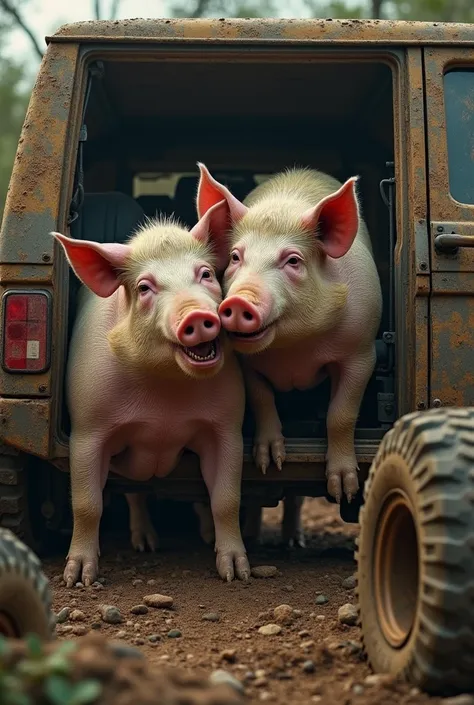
[[325, 348, 377, 503], [281, 495, 306, 549], [193, 502, 215, 545], [64, 434, 107, 588], [125, 492, 159, 552]]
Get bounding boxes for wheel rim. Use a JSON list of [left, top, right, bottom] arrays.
[[374, 490, 419, 648], [0, 611, 19, 637]]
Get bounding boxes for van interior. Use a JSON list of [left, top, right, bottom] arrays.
[[61, 55, 396, 456]]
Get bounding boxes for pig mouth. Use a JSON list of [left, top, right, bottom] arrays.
[[230, 323, 274, 343], [179, 339, 220, 366]]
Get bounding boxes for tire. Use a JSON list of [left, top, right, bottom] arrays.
[[0, 447, 36, 547], [0, 527, 55, 639], [356, 407, 474, 695]]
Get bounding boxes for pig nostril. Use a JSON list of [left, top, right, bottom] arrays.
[[223, 308, 232, 318], [243, 311, 253, 321], [185, 325, 194, 336], [203, 320, 214, 329]]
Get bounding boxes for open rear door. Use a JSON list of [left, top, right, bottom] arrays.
[[424, 48, 474, 408]]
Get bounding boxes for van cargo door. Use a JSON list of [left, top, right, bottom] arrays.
[[425, 47, 474, 408]]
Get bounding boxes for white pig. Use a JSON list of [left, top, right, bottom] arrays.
[[195, 164, 382, 544], [52, 204, 250, 586]]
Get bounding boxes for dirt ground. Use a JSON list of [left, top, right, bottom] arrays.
[[41, 498, 443, 705]]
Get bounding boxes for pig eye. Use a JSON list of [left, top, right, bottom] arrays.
[[198, 267, 213, 282], [138, 283, 150, 293], [231, 251, 240, 263], [286, 256, 301, 267], [137, 280, 156, 294]]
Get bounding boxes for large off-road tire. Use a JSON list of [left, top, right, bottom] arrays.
[[0, 527, 55, 639], [0, 447, 36, 547], [356, 407, 474, 695]]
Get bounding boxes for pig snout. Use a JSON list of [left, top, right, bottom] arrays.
[[176, 310, 221, 346], [219, 296, 262, 333]]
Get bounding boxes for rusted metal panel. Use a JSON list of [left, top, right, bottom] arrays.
[[47, 19, 474, 46], [0, 43, 78, 265], [425, 47, 474, 409], [0, 399, 51, 458]]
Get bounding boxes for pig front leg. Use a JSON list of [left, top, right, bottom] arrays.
[[326, 347, 377, 504], [199, 435, 250, 582], [125, 492, 159, 552], [244, 365, 286, 474], [64, 434, 106, 588], [282, 495, 306, 549]]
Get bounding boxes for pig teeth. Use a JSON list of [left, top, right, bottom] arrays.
[[183, 346, 216, 362]]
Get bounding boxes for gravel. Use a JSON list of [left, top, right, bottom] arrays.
[[210, 669, 245, 694], [258, 624, 282, 636], [143, 593, 174, 609], [99, 605, 124, 625], [338, 603, 358, 626], [251, 566, 278, 579]]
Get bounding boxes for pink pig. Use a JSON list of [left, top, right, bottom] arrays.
[[195, 164, 382, 543], [52, 205, 250, 586]]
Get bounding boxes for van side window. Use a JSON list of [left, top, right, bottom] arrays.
[[444, 68, 474, 205]]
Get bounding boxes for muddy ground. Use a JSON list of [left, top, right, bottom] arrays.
[[42, 498, 443, 705]]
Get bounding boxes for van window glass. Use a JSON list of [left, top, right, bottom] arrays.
[[444, 68, 474, 205]]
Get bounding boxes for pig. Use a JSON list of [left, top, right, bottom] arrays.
[[195, 163, 382, 545], [52, 205, 250, 587]]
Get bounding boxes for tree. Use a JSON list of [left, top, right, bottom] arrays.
[[171, 0, 278, 18]]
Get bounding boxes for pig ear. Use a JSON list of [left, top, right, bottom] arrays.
[[51, 232, 132, 297], [190, 200, 232, 272], [301, 176, 360, 259], [196, 162, 248, 225]]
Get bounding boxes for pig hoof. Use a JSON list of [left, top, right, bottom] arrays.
[[200, 528, 216, 546], [327, 467, 359, 505], [64, 557, 98, 588], [216, 550, 250, 583], [131, 528, 159, 553], [283, 535, 306, 550], [253, 437, 286, 475]]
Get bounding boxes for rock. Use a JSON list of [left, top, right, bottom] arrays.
[[132, 579, 143, 587], [338, 603, 358, 626], [300, 640, 315, 650], [167, 629, 182, 638], [55, 607, 70, 624], [147, 579, 157, 586], [99, 605, 123, 625], [364, 674, 393, 687], [130, 604, 149, 615], [202, 612, 220, 622], [220, 649, 237, 663], [133, 638, 145, 646], [299, 630, 311, 638], [143, 593, 174, 609], [251, 565, 278, 579], [70, 600, 78, 608], [70, 609, 86, 622], [342, 575, 356, 590], [315, 594, 328, 605], [441, 697, 474, 705], [109, 643, 144, 659], [258, 624, 282, 636], [353, 685, 364, 695], [148, 634, 161, 643], [73, 625, 88, 636], [75, 582, 84, 589], [283, 585, 294, 592], [92, 581, 104, 589], [90, 622, 101, 630], [260, 693, 274, 702], [209, 669, 245, 695], [255, 677, 268, 687], [273, 604, 294, 624], [116, 630, 127, 639], [302, 660, 316, 674], [255, 670, 266, 679]]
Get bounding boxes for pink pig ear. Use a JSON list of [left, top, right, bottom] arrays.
[[301, 176, 360, 259], [196, 162, 248, 225], [51, 232, 132, 297], [190, 200, 232, 272]]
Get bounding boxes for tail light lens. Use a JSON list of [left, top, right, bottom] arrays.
[[2, 290, 52, 373]]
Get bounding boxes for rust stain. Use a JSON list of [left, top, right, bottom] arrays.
[[0, 399, 51, 458]]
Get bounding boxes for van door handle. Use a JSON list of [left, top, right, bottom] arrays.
[[434, 233, 474, 254]]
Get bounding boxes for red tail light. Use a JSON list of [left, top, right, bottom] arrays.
[[2, 290, 52, 373]]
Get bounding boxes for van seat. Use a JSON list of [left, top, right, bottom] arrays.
[[70, 192, 146, 245], [136, 195, 174, 220]]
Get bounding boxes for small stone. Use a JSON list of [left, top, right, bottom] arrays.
[[202, 612, 220, 622], [70, 609, 86, 622], [302, 660, 316, 674], [133, 638, 145, 646], [299, 630, 311, 638], [70, 599, 78, 608], [132, 579, 143, 587], [364, 674, 392, 687], [126, 620, 133, 627], [143, 594, 174, 609], [441, 697, 474, 705], [315, 595, 328, 605], [251, 565, 278, 579], [167, 629, 182, 638], [116, 630, 127, 638], [259, 692, 274, 702], [75, 582, 84, 589], [258, 624, 282, 636], [99, 605, 123, 625], [209, 669, 244, 694], [73, 625, 88, 636], [301, 640, 315, 650], [255, 670, 266, 679], [342, 575, 356, 589], [338, 603, 358, 626], [90, 622, 101, 630], [148, 634, 161, 643], [283, 585, 294, 592], [92, 582, 104, 589], [220, 648, 237, 663], [255, 677, 268, 687], [353, 685, 364, 695], [130, 605, 149, 615], [410, 688, 420, 696], [147, 579, 157, 586], [293, 609, 303, 617], [273, 604, 294, 624], [109, 643, 144, 659], [55, 607, 70, 624], [134, 623, 141, 632], [316, 615, 326, 621]]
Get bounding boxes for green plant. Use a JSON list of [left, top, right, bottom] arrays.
[[0, 635, 102, 705]]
